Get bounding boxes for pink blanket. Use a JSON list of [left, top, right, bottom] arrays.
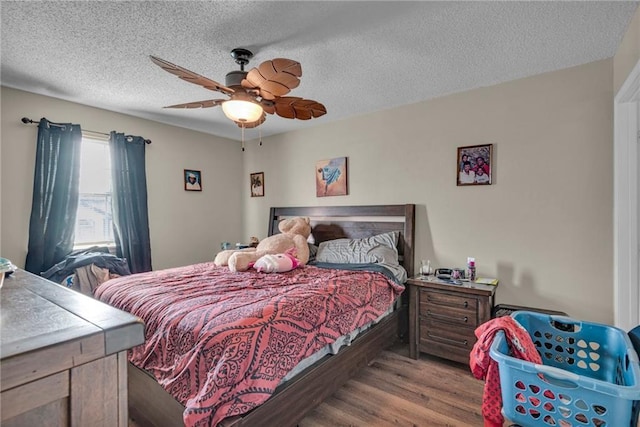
[[95, 262, 404, 426]]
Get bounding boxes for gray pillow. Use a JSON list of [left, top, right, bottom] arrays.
[[308, 243, 319, 262], [315, 231, 400, 265]]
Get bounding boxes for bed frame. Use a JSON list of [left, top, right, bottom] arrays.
[[128, 204, 415, 427]]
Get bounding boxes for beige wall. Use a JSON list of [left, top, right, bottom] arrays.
[[0, 58, 618, 323], [243, 59, 614, 324], [0, 87, 243, 270], [614, 5, 640, 95]]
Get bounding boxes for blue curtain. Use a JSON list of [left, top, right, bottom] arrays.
[[109, 132, 152, 273], [25, 118, 82, 274]]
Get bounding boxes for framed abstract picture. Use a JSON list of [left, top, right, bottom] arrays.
[[457, 144, 493, 186], [184, 169, 202, 191], [316, 157, 348, 197], [250, 172, 264, 197]]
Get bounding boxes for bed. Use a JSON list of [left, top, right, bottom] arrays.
[[97, 204, 415, 427]]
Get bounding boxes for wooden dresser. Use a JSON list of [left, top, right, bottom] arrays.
[[407, 276, 496, 364], [1, 269, 144, 426]]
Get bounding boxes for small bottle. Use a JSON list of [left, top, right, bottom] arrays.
[[467, 257, 476, 282]]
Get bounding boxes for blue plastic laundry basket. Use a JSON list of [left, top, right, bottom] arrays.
[[489, 311, 640, 427]]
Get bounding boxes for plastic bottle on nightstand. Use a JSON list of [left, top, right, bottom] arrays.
[[467, 257, 476, 282]]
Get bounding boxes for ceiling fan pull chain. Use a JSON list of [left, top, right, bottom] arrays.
[[259, 128, 262, 146], [241, 124, 245, 152]]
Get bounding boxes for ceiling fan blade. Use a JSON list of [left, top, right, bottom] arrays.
[[163, 99, 227, 109], [270, 58, 302, 76], [150, 56, 234, 96], [273, 97, 327, 120], [235, 112, 267, 128], [259, 99, 276, 115], [258, 80, 299, 100], [241, 58, 302, 100]]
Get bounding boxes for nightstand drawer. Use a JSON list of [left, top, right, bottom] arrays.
[[421, 305, 478, 327], [421, 290, 477, 311], [419, 319, 475, 363], [420, 319, 475, 348]]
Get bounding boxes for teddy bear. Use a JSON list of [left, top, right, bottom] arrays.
[[214, 216, 311, 272]]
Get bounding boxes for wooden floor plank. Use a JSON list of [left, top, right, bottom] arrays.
[[355, 367, 483, 425], [304, 398, 371, 427], [298, 344, 493, 427], [366, 352, 484, 414], [351, 378, 470, 426]]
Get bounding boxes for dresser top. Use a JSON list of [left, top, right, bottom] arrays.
[[1, 269, 144, 360]]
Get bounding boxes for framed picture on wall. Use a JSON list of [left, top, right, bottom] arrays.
[[184, 169, 202, 191], [250, 172, 264, 197], [316, 157, 348, 197], [457, 144, 493, 186]]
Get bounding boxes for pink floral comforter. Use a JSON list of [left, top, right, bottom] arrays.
[[95, 262, 404, 427]]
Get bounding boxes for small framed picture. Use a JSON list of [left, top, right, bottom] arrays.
[[184, 169, 202, 191], [316, 157, 348, 197], [457, 144, 493, 186], [250, 172, 264, 197]]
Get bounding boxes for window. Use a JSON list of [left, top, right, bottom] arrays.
[[74, 136, 114, 247]]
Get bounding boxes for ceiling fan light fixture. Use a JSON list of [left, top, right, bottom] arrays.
[[221, 99, 264, 123], [150, 50, 325, 133]]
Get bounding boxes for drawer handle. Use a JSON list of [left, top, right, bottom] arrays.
[[427, 297, 471, 309], [427, 332, 468, 346], [426, 310, 469, 323]]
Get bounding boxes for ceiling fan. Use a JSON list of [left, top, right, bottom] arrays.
[[150, 48, 327, 129]]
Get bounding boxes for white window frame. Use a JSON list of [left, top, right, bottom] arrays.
[[74, 133, 115, 250]]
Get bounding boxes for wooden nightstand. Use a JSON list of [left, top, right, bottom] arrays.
[[407, 276, 496, 364]]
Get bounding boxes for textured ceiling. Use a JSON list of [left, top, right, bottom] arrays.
[[1, 1, 638, 142]]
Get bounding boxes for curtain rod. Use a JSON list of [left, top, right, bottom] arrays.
[[21, 117, 152, 144]]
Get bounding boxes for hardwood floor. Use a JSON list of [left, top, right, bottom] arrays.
[[131, 344, 500, 426], [298, 344, 488, 427]]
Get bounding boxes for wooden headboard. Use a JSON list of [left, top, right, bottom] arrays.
[[268, 204, 415, 277]]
